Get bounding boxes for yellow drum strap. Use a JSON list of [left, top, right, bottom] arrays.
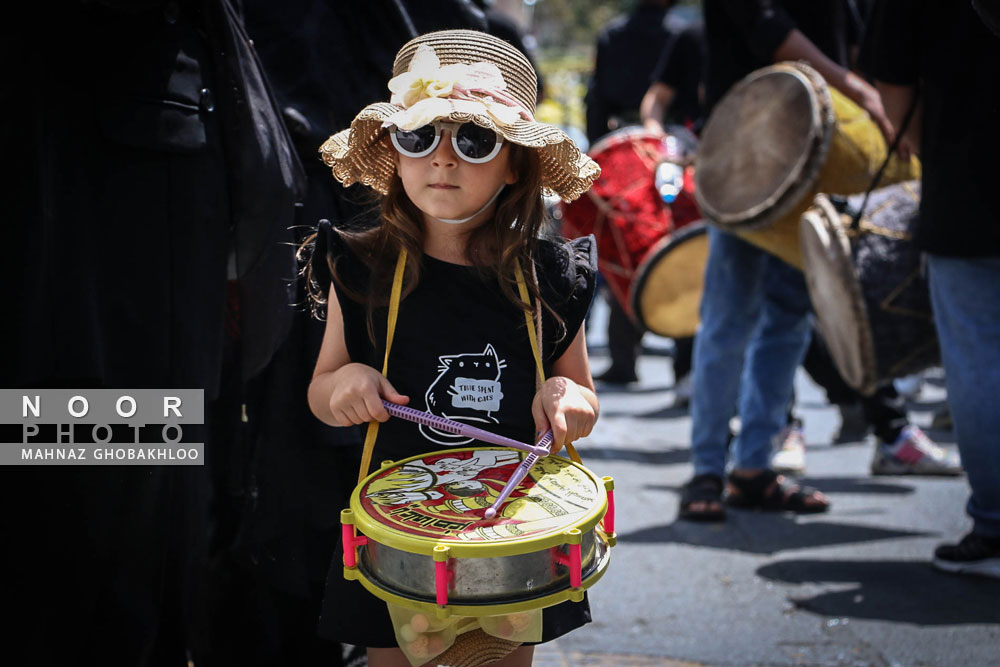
[[357, 250, 408, 485], [358, 250, 581, 484], [515, 259, 582, 465]]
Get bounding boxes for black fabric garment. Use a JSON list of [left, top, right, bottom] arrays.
[[311, 223, 597, 461], [5, 2, 302, 665], [860, 0, 1000, 257], [702, 0, 849, 112], [651, 25, 707, 128], [584, 3, 675, 143], [310, 224, 597, 646], [605, 296, 644, 374], [673, 335, 694, 380], [801, 332, 907, 443]]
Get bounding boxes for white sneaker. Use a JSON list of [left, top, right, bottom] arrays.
[[772, 424, 806, 475], [893, 374, 923, 400], [871, 425, 963, 476]]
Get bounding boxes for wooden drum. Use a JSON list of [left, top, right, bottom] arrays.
[[695, 62, 920, 269], [800, 181, 938, 396], [630, 221, 709, 338]]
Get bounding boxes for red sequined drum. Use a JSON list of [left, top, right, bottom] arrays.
[[560, 127, 703, 337]]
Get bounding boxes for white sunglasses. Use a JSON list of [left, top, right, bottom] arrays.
[[389, 120, 504, 164]]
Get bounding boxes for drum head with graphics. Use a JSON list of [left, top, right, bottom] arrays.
[[800, 195, 879, 395], [630, 222, 708, 338], [351, 447, 608, 556], [696, 63, 834, 229]]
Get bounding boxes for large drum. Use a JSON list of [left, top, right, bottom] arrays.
[[341, 447, 616, 617], [560, 127, 705, 337], [800, 181, 938, 396], [696, 62, 921, 270]]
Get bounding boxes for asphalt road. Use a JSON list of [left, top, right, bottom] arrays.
[[534, 300, 1000, 666]]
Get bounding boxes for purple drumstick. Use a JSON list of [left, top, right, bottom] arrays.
[[381, 401, 550, 458], [484, 430, 554, 520]]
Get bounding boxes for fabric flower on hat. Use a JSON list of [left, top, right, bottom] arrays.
[[388, 45, 468, 108], [384, 44, 532, 130]]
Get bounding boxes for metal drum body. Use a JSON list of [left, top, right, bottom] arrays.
[[560, 127, 701, 330], [696, 62, 921, 269], [800, 181, 938, 395], [341, 447, 616, 617]]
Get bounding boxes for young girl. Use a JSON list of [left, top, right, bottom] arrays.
[[305, 29, 602, 667]]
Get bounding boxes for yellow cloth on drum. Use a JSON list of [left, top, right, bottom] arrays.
[[735, 87, 921, 270], [387, 602, 542, 667]]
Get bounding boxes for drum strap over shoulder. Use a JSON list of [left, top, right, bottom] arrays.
[[514, 258, 583, 465], [357, 251, 581, 484], [357, 250, 408, 485]]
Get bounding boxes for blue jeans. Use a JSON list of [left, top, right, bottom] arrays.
[[690, 229, 814, 477], [927, 254, 1000, 539]]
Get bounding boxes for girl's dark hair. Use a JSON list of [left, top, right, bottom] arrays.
[[315, 142, 565, 345]]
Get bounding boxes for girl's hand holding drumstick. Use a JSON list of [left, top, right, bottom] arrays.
[[325, 363, 409, 427], [531, 376, 598, 453]]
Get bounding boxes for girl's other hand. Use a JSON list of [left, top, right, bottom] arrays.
[[531, 376, 597, 452], [327, 363, 409, 426]]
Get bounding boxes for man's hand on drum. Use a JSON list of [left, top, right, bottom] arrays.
[[531, 376, 598, 453], [842, 71, 895, 146], [325, 363, 410, 426]]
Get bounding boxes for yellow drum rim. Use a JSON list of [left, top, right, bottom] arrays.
[[344, 532, 613, 617], [348, 448, 609, 560]]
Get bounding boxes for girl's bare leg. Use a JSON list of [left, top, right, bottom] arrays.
[[367, 647, 412, 667], [367, 644, 534, 667]]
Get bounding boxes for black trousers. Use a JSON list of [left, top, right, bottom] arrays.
[[801, 332, 908, 443], [606, 293, 694, 380]]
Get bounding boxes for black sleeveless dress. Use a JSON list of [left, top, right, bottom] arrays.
[[309, 221, 597, 647]]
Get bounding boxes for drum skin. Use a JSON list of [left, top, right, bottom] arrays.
[[800, 182, 938, 395], [696, 62, 921, 269], [630, 222, 709, 338], [560, 127, 701, 324], [343, 447, 614, 617]]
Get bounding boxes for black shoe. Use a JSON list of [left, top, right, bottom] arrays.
[[594, 367, 638, 385], [933, 532, 1000, 579], [831, 402, 869, 444]]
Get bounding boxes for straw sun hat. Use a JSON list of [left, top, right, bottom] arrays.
[[320, 29, 600, 202]]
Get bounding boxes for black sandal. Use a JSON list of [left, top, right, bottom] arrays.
[[726, 469, 829, 514], [679, 473, 726, 521]]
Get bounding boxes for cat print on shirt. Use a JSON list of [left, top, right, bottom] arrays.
[[422, 343, 507, 445]]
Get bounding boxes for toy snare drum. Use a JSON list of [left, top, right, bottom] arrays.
[[341, 447, 616, 618]]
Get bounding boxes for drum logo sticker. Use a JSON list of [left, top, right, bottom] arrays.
[[422, 344, 506, 445]]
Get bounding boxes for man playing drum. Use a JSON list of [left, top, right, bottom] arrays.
[[861, 0, 1000, 578], [680, 0, 893, 521]]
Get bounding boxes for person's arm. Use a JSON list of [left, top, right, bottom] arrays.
[[773, 28, 893, 142], [640, 81, 676, 135], [307, 288, 408, 427], [530, 326, 599, 451], [858, 0, 924, 160], [875, 81, 920, 160]]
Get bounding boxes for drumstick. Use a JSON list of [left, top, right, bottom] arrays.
[[381, 401, 551, 458], [484, 430, 555, 520]]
